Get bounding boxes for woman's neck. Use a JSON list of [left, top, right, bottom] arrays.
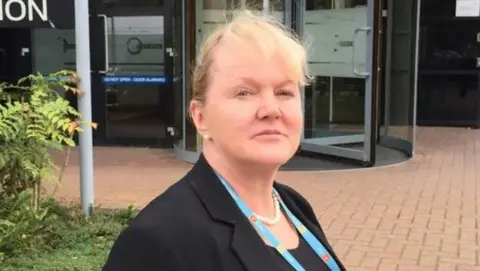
[[203, 148, 279, 217]]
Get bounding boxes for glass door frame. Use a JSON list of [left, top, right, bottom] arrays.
[[89, 1, 178, 147], [290, 0, 382, 165], [164, 0, 186, 148]]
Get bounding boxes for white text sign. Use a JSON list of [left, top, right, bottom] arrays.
[[0, 0, 47, 22]]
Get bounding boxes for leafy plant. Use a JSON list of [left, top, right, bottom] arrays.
[[0, 70, 98, 261], [0, 198, 138, 269], [0, 70, 95, 206], [0, 191, 53, 258]]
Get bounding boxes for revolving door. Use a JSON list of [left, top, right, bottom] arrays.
[[174, 0, 419, 168]]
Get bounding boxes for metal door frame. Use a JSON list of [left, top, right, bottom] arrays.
[[164, 0, 187, 147]]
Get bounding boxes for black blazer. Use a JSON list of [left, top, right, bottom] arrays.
[[102, 154, 346, 271]]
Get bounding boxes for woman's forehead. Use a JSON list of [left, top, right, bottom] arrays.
[[205, 28, 306, 86]]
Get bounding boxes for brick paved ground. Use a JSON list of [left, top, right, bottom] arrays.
[[47, 127, 480, 271]]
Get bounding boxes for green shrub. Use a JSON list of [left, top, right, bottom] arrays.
[[0, 70, 93, 203], [0, 70, 104, 268], [1, 196, 138, 270]]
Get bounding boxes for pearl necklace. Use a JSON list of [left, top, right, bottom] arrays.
[[252, 194, 281, 226]]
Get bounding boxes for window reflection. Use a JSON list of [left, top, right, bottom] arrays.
[[306, 0, 366, 10], [244, 0, 264, 9], [421, 0, 454, 19], [103, 0, 164, 7], [417, 0, 480, 126], [420, 22, 480, 70], [204, 0, 284, 11], [417, 75, 478, 125], [204, 0, 227, 9], [103, 15, 167, 140], [306, 0, 332, 10]]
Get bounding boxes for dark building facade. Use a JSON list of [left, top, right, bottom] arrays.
[[417, 0, 480, 128], [0, 0, 426, 168]]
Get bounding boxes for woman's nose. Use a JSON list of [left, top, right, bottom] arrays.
[[256, 94, 281, 120]]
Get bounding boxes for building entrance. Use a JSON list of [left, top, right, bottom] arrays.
[[174, 0, 418, 168], [89, 0, 182, 147], [1, 0, 181, 148]]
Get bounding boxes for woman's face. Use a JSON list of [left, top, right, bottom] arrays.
[[192, 41, 303, 166]]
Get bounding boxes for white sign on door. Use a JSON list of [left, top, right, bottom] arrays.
[[456, 0, 480, 17]]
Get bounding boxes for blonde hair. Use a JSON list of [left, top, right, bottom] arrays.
[[191, 9, 311, 104]]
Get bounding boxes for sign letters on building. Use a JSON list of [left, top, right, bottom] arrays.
[[0, 0, 47, 22]]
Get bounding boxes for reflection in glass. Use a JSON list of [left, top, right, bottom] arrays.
[[203, 0, 227, 9], [417, 0, 479, 127], [417, 75, 478, 126], [103, 0, 164, 7], [31, 29, 76, 98], [302, 0, 367, 150], [304, 76, 365, 140], [382, 0, 416, 143], [104, 16, 167, 139], [187, 0, 287, 152], [306, 0, 366, 10], [419, 22, 480, 70]]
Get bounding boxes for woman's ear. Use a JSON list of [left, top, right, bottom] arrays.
[[189, 100, 209, 137]]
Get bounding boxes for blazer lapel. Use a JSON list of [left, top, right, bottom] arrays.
[[276, 185, 347, 271], [187, 154, 279, 271], [230, 217, 280, 271]]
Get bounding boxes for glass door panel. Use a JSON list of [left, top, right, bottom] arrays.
[[102, 14, 167, 142], [300, 0, 376, 164], [190, 0, 284, 152], [88, 1, 176, 146]]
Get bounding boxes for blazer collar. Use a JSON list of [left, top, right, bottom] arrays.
[[187, 153, 279, 270], [186, 153, 239, 224], [186, 153, 342, 271]]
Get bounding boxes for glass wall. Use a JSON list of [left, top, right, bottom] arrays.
[[31, 28, 75, 98], [417, 0, 480, 128], [184, 0, 281, 155], [176, 0, 418, 165], [103, 15, 166, 140], [31, 0, 174, 145], [300, 0, 376, 163], [380, 0, 418, 154], [178, 0, 287, 161]]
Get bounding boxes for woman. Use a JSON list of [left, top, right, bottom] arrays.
[[103, 10, 346, 271]]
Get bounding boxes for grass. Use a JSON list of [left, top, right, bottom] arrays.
[[1, 197, 137, 271]]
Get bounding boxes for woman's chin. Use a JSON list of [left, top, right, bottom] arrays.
[[248, 148, 295, 166]]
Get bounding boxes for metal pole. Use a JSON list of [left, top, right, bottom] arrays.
[[74, 0, 94, 216]]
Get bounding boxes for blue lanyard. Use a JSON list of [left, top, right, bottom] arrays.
[[216, 174, 341, 271]]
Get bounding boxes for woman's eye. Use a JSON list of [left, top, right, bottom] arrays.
[[278, 90, 294, 97], [236, 89, 251, 96]]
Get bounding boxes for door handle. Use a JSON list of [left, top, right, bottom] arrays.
[[97, 14, 109, 74], [352, 26, 371, 77], [166, 47, 174, 57]]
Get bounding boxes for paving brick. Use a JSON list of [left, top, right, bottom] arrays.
[[437, 262, 457, 271], [344, 248, 365, 267], [419, 250, 438, 267], [45, 127, 480, 270], [361, 255, 380, 269]]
